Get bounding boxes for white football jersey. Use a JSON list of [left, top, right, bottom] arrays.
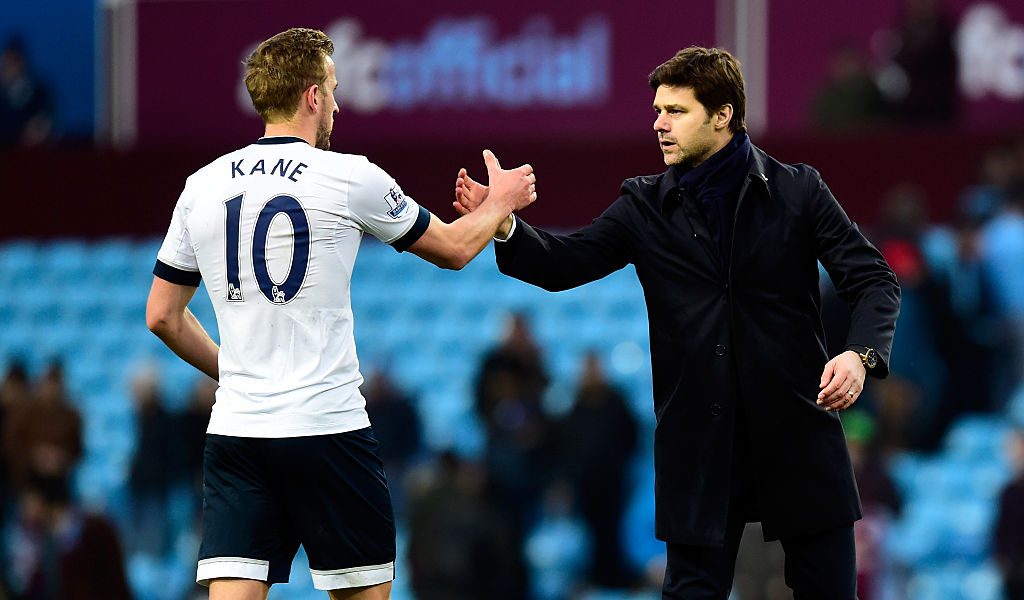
[[155, 136, 429, 438]]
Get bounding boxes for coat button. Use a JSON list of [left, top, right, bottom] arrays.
[[710, 403, 722, 416], [714, 344, 727, 356]]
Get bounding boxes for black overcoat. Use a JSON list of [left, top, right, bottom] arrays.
[[494, 145, 900, 545]]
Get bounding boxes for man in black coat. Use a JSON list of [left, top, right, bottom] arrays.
[[455, 47, 900, 599]]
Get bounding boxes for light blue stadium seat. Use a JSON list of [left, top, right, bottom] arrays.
[[945, 415, 1011, 462]]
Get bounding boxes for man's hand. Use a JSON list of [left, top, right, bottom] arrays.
[[453, 167, 487, 215], [455, 151, 534, 238], [817, 351, 866, 411], [482, 149, 535, 213]]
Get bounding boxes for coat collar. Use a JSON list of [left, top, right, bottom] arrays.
[[657, 141, 770, 213]]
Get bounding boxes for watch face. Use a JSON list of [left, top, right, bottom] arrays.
[[865, 349, 879, 369]]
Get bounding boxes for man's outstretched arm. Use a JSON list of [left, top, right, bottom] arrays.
[[453, 168, 637, 292], [407, 150, 535, 270]]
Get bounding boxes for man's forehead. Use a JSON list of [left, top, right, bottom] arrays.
[[654, 85, 697, 104]]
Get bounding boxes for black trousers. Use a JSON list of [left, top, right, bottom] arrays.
[[662, 517, 857, 600]]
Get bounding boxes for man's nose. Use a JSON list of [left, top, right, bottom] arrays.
[[653, 113, 668, 132]]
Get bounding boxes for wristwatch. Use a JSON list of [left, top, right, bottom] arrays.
[[847, 345, 879, 370]]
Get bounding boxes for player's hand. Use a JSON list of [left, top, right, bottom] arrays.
[[477, 150, 536, 213], [453, 167, 488, 216], [817, 351, 866, 411]]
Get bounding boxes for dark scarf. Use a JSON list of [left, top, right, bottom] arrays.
[[674, 132, 752, 271]]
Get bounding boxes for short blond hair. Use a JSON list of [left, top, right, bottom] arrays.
[[244, 28, 334, 123]]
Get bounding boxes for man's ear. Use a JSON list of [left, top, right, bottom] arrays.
[[715, 104, 734, 131], [304, 84, 320, 114]]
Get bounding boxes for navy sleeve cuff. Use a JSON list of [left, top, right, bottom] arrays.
[[391, 205, 431, 253], [154, 259, 202, 286]]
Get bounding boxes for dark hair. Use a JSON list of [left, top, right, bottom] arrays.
[[244, 28, 335, 123], [649, 47, 746, 134]]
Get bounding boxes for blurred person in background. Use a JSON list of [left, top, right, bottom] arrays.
[[406, 451, 524, 600], [843, 411, 901, 600], [0, 38, 52, 147], [144, 26, 535, 600], [456, 46, 900, 599], [0, 362, 31, 515], [810, 44, 888, 133], [126, 368, 177, 557], [980, 181, 1024, 408], [473, 312, 553, 537], [876, 0, 957, 125], [524, 480, 591, 600], [875, 236, 949, 449], [2, 362, 82, 496], [178, 376, 216, 503], [361, 368, 422, 513], [555, 351, 638, 589], [960, 141, 1022, 225], [995, 426, 1024, 599], [2, 467, 132, 600], [935, 211, 1000, 415]]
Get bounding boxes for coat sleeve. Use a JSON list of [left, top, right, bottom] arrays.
[[809, 168, 901, 377], [495, 194, 638, 292]]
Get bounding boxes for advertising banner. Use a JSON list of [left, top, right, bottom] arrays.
[[134, 1, 716, 146]]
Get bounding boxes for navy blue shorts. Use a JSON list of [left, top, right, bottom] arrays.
[[196, 427, 396, 590]]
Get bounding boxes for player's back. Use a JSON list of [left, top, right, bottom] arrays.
[[156, 136, 427, 437]]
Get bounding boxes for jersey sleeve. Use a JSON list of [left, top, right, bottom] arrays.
[[154, 183, 202, 286], [346, 160, 430, 252]]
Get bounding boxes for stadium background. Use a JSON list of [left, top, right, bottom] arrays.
[[2, 0, 1024, 598]]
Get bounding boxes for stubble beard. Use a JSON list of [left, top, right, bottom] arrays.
[[315, 114, 332, 150]]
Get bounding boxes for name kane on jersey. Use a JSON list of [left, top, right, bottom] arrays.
[[230, 158, 309, 182]]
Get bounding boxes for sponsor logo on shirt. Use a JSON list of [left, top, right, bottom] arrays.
[[385, 186, 408, 218]]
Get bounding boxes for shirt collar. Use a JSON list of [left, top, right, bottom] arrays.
[[255, 136, 309, 145]]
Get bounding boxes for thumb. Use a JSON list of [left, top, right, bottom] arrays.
[[483, 149, 502, 174], [820, 359, 835, 388]]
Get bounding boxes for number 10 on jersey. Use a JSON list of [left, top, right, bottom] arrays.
[[224, 193, 310, 305]]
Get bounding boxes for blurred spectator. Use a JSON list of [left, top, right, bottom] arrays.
[[981, 181, 1024, 406], [2, 470, 132, 599], [960, 142, 1022, 225], [362, 368, 423, 510], [474, 312, 552, 532], [844, 411, 901, 600], [178, 376, 216, 500], [810, 44, 887, 132], [877, 237, 950, 449], [126, 369, 176, 556], [995, 426, 1024, 599], [871, 376, 923, 453], [934, 214, 1000, 416], [524, 481, 591, 600], [2, 363, 82, 492], [555, 351, 638, 588], [0, 361, 31, 513], [0, 38, 53, 147], [407, 451, 525, 600], [876, 0, 957, 125]]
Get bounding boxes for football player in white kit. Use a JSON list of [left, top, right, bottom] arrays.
[[145, 28, 536, 600]]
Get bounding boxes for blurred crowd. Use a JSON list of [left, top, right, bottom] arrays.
[[3, 137, 1024, 596], [2, 0, 1024, 598], [811, 0, 958, 131]]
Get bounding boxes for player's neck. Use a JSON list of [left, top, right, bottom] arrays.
[[262, 122, 315, 147]]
